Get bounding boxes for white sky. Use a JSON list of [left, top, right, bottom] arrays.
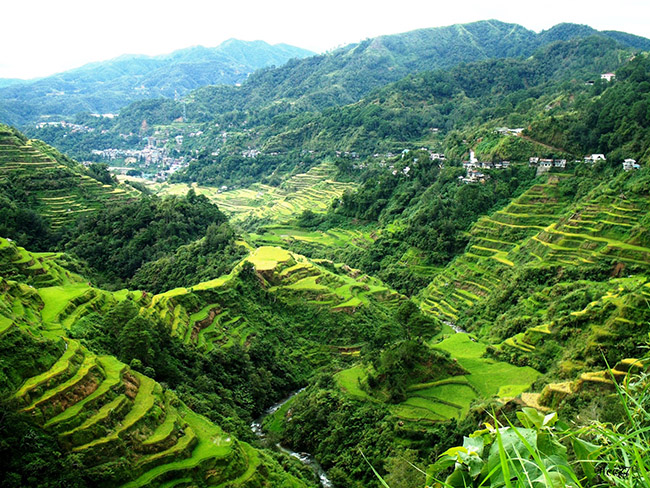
[[1, 0, 649, 79]]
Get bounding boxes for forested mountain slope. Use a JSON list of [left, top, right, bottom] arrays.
[[178, 35, 629, 184], [182, 20, 650, 119], [0, 238, 316, 487], [2, 21, 650, 488], [26, 22, 650, 189], [0, 124, 138, 249], [0, 39, 314, 126]]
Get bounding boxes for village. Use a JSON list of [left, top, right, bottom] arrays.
[[92, 136, 189, 181], [457, 149, 640, 184]]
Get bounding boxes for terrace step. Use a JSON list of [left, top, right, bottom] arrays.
[[59, 394, 130, 448], [72, 374, 160, 456], [21, 353, 104, 422], [15, 340, 83, 405], [45, 356, 127, 432]]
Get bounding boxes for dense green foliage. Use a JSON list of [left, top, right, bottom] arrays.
[[268, 151, 535, 294], [276, 376, 474, 488], [62, 190, 231, 287], [130, 222, 246, 293], [30, 22, 648, 187], [366, 340, 466, 403], [0, 182, 55, 250], [165, 35, 632, 188], [527, 53, 650, 161], [2, 20, 650, 488], [427, 371, 650, 488], [0, 403, 91, 488]]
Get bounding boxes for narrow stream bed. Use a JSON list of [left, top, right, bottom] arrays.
[[443, 320, 476, 340], [251, 388, 333, 487]]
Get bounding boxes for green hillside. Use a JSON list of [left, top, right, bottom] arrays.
[[2, 330, 308, 488], [418, 166, 650, 393], [0, 229, 429, 486], [146, 161, 356, 223], [183, 35, 636, 184], [0, 124, 137, 231], [29, 22, 650, 187], [0, 40, 315, 126], [3, 20, 650, 488], [0, 237, 318, 487]]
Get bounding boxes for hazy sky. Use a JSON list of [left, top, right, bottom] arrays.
[[2, 0, 649, 79]]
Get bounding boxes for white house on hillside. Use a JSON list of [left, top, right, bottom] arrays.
[[622, 159, 640, 171], [585, 154, 606, 163]]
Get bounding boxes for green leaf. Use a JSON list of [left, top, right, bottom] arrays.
[[542, 412, 558, 427], [571, 437, 601, 481], [428, 456, 457, 476], [467, 454, 485, 479], [463, 435, 485, 457], [537, 431, 567, 458], [441, 446, 468, 458], [517, 407, 546, 430], [360, 449, 391, 488], [487, 427, 539, 487]]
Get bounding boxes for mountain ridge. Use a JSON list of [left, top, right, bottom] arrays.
[[0, 39, 315, 126]]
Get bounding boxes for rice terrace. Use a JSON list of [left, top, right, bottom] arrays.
[[2, 10, 650, 488]]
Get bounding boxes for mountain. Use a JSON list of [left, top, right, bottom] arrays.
[[0, 78, 21, 88], [0, 123, 140, 250], [0, 237, 315, 487], [169, 34, 637, 187], [3, 20, 650, 487], [180, 20, 650, 120], [28, 21, 650, 186], [0, 39, 315, 126], [539, 22, 650, 49]]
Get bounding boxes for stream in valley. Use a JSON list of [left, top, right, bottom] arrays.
[[251, 388, 333, 487]]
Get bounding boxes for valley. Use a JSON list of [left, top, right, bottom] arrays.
[[1, 17, 650, 488]]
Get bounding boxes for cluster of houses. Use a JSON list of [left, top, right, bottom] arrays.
[[35, 120, 95, 134], [530, 154, 642, 172], [528, 157, 567, 175], [459, 150, 511, 184]]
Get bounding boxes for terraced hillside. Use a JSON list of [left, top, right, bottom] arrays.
[[418, 174, 576, 322], [334, 333, 539, 424], [247, 225, 375, 253], [1, 233, 416, 486], [141, 162, 356, 223], [0, 240, 310, 487], [1, 234, 403, 351], [0, 237, 85, 288], [144, 245, 404, 351], [518, 178, 650, 267], [0, 124, 137, 229], [417, 169, 650, 389], [2, 327, 306, 488]]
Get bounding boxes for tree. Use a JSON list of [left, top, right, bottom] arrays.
[[118, 315, 155, 365]]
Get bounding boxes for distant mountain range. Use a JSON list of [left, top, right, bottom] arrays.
[[162, 20, 650, 121], [0, 39, 315, 126]]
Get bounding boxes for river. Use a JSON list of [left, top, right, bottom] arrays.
[[251, 388, 333, 488], [443, 320, 476, 340]]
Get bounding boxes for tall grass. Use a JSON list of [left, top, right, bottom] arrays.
[[423, 370, 650, 488], [366, 364, 649, 487]]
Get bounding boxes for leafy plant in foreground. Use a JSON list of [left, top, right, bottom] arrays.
[[425, 370, 650, 488]]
